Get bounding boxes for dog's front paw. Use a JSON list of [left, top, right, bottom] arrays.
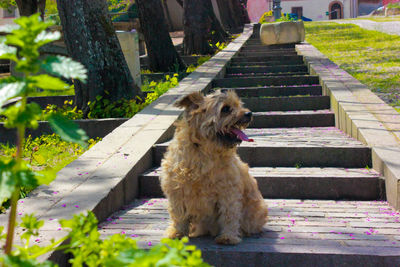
[[215, 234, 241, 245], [166, 225, 186, 239]]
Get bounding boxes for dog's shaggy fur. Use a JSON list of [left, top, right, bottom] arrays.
[[160, 90, 268, 245]]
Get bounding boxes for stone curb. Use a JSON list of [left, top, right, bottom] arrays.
[[0, 24, 254, 264], [296, 43, 400, 210]]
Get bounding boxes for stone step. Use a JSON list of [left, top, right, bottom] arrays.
[[153, 127, 371, 168], [232, 85, 322, 97], [139, 167, 384, 200], [250, 110, 334, 128], [99, 199, 400, 267], [231, 55, 303, 63], [226, 65, 308, 74], [240, 46, 296, 52], [242, 96, 330, 112], [237, 51, 299, 57], [225, 72, 309, 78], [244, 43, 296, 49], [230, 60, 305, 67], [212, 75, 320, 88]]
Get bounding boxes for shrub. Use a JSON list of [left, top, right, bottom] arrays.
[[387, 3, 400, 9]]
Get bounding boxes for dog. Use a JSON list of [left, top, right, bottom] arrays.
[[160, 90, 268, 245]]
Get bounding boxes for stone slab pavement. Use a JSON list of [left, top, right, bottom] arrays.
[[99, 198, 400, 254], [336, 20, 400, 36]]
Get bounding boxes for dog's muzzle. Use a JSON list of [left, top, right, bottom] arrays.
[[238, 111, 253, 124]]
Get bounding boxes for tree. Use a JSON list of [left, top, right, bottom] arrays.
[[206, 0, 229, 45], [136, 0, 186, 72], [183, 0, 228, 55], [56, 0, 142, 114], [0, 0, 46, 19], [216, 0, 250, 32]]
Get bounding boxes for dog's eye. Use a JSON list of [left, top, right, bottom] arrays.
[[221, 105, 231, 114]]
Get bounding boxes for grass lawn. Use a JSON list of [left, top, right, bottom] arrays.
[[0, 134, 100, 212], [304, 22, 400, 109], [343, 16, 400, 22]]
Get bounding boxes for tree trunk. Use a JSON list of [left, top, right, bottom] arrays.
[[56, 0, 141, 113], [136, 0, 185, 72], [15, 0, 45, 19], [38, 0, 45, 20], [206, 0, 229, 45], [15, 0, 38, 16], [216, 0, 249, 32], [161, 0, 174, 31], [237, 0, 250, 24], [175, 0, 183, 7], [183, 0, 227, 55]]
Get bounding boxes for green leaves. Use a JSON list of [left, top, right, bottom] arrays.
[[60, 212, 210, 267], [3, 102, 41, 129], [30, 74, 69, 90], [0, 160, 15, 205], [41, 56, 87, 82], [0, 78, 26, 109], [0, 41, 17, 61], [0, 255, 57, 267], [0, 160, 38, 205], [20, 214, 44, 241], [0, 13, 91, 260], [35, 31, 61, 47], [48, 114, 88, 147]]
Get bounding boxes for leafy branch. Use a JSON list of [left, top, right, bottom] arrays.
[[0, 13, 87, 256]]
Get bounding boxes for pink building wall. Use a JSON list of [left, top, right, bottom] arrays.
[[383, 0, 400, 4], [247, 0, 271, 22]]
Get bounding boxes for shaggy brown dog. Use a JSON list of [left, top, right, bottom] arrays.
[[160, 90, 268, 245]]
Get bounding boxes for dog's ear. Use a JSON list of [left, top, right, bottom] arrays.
[[174, 92, 204, 110]]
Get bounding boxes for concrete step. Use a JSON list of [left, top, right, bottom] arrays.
[[237, 51, 299, 57], [229, 61, 305, 67], [244, 43, 296, 49], [212, 75, 320, 88], [153, 127, 371, 168], [139, 167, 384, 200], [242, 96, 330, 112], [231, 55, 304, 63], [99, 199, 400, 267], [226, 65, 308, 74], [250, 110, 335, 128], [240, 46, 296, 52], [225, 72, 309, 78], [233, 85, 322, 97]]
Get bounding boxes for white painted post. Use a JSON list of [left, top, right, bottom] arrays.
[[116, 30, 142, 87]]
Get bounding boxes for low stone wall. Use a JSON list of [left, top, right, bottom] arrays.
[[0, 24, 254, 265], [296, 43, 400, 210], [0, 118, 128, 144]]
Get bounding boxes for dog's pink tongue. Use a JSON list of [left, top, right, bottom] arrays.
[[231, 128, 254, 142]]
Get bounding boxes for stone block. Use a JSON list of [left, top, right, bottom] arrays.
[[260, 21, 305, 46]]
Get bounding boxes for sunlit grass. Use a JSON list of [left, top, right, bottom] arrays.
[[304, 22, 400, 106], [343, 15, 400, 22], [28, 87, 75, 96]]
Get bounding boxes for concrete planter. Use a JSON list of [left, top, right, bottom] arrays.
[[0, 94, 153, 144], [260, 21, 305, 46], [0, 118, 129, 144]]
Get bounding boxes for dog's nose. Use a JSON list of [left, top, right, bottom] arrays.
[[245, 111, 252, 118]]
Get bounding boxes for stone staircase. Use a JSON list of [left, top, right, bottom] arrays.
[[99, 29, 400, 266]]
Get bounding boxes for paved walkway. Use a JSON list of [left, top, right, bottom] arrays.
[[336, 20, 400, 36]]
